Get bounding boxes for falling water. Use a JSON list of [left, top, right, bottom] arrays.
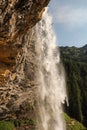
[[36, 8, 68, 130]]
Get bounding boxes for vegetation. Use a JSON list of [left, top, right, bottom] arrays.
[[60, 44, 87, 126], [13, 119, 36, 127], [0, 121, 15, 130], [0, 45, 87, 130], [0, 119, 36, 130], [64, 113, 87, 130], [60, 44, 87, 62]]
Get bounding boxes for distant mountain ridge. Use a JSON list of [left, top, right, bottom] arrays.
[[82, 44, 87, 49], [60, 44, 87, 63]]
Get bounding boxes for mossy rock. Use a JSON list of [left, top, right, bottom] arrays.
[[13, 119, 36, 127]]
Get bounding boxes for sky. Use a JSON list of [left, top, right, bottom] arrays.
[[49, 0, 87, 47]]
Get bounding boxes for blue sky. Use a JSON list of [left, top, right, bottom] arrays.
[[49, 0, 87, 47]]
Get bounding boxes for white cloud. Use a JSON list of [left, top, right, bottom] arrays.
[[53, 6, 87, 29]]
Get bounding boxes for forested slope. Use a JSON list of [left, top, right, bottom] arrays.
[[60, 45, 87, 126]]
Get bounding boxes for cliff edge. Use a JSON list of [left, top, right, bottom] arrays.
[[0, 0, 50, 120]]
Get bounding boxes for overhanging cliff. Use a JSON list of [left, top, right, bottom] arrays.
[[0, 0, 50, 120], [0, 0, 50, 83]]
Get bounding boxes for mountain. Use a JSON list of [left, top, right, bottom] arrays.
[[82, 44, 87, 49], [60, 45, 87, 127], [60, 45, 87, 62]]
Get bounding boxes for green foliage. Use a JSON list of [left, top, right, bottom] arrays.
[[64, 60, 83, 122], [64, 113, 87, 130], [13, 119, 36, 127], [60, 44, 87, 62], [60, 45, 87, 125], [0, 119, 36, 130], [0, 121, 15, 130]]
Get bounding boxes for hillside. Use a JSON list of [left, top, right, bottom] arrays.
[[60, 45, 87, 127], [60, 44, 87, 62], [64, 113, 87, 130]]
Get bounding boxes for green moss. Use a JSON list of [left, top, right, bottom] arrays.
[[0, 119, 36, 130], [0, 121, 15, 130], [64, 113, 87, 130], [0, 116, 86, 130], [13, 119, 36, 127]]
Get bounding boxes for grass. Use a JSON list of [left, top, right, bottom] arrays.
[[0, 114, 86, 130], [13, 119, 36, 127], [0, 119, 36, 130], [0, 121, 15, 130], [64, 113, 87, 130]]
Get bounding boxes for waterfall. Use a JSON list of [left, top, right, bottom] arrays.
[[36, 8, 68, 130], [8, 6, 68, 130]]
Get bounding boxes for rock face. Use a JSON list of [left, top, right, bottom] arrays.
[[0, 0, 50, 82], [0, 0, 49, 40], [0, 0, 50, 119]]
